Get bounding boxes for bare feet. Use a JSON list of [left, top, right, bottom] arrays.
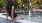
[[11, 21, 14, 23]]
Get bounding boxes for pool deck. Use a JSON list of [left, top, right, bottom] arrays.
[[0, 13, 17, 23]]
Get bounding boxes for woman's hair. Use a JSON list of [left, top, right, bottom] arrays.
[[8, 0, 11, 1], [8, 0, 14, 2], [7, 0, 14, 6], [11, 0, 14, 1]]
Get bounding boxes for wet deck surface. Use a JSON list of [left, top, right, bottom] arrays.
[[0, 13, 17, 23], [0, 17, 18, 23], [0, 18, 11, 23]]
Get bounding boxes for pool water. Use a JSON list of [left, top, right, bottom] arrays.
[[1, 11, 42, 23], [15, 11, 42, 23]]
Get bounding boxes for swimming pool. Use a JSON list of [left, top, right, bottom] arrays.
[[0, 11, 42, 23]]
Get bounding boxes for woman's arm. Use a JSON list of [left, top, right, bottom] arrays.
[[6, 2, 8, 21], [6, 10, 8, 21], [11, 6, 14, 12]]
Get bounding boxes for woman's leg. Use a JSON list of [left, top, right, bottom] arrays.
[[11, 8, 14, 21], [6, 10, 8, 21], [11, 10, 14, 23], [11, 6, 14, 23]]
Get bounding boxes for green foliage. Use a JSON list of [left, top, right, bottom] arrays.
[[0, 0, 29, 9], [17, 0, 23, 7], [23, 3, 28, 9], [0, 0, 8, 8], [22, 0, 29, 9], [22, 0, 29, 4], [17, 0, 29, 10], [31, 0, 42, 9], [31, 0, 37, 5], [31, 0, 42, 6]]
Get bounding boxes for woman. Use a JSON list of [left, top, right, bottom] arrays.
[[6, 0, 17, 23]]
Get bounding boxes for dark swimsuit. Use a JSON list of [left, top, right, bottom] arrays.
[[6, 1, 17, 18]]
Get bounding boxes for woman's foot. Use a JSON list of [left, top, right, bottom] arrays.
[[11, 20, 14, 23], [6, 19, 8, 21]]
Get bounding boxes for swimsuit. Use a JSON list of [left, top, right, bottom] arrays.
[[6, 1, 17, 18]]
